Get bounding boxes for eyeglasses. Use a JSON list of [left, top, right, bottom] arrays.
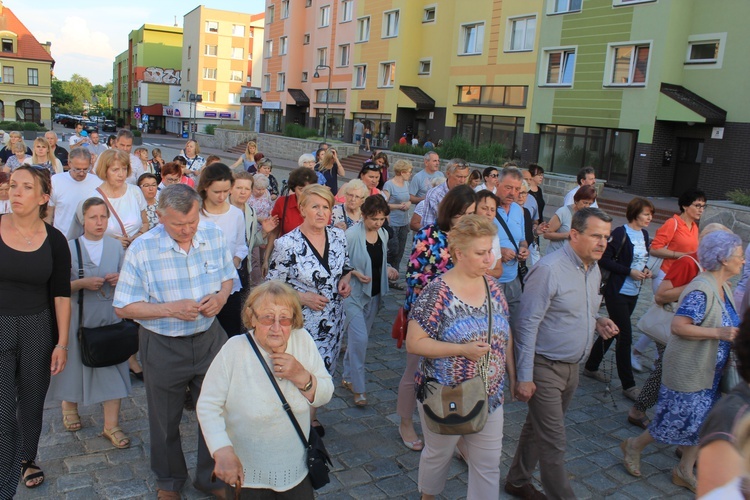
[[691, 203, 708, 209], [253, 312, 293, 327], [163, 176, 181, 183]]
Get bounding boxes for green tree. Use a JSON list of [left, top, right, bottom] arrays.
[[51, 77, 74, 111], [63, 74, 93, 113]]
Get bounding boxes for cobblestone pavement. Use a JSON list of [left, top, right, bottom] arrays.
[[17, 277, 695, 500]]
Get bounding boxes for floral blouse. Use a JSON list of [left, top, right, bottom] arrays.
[[411, 277, 510, 413], [404, 224, 452, 312], [248, 192, 274, 221]]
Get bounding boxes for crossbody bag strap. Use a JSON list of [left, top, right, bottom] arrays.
[[74, 238, 84, 332], [494, 210, 519, 253], [281, 195, 290, 234], [96, 187, 128, 237], [245, 333, 310, 448], [479, 277, 493, 392]]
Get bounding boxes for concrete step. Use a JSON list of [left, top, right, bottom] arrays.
[[340, 153, 372, 174], [597, 196, 671, 225]]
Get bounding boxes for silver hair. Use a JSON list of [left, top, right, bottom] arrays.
[[156, 184, 201, 215], [69, 147, 92, 163], [298, 153, 316, 166], [500, 166, 524, 182], [423, 151, 439, 161], [253, 173, 270, 190], [343, 179, 368, 196], [698, 231, 742, 272], [445, 158, 469, 175]]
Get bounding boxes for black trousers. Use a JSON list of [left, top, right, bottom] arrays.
[[585, 293, 638, 390]]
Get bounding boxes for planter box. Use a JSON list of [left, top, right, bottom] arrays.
[[132, 136, 143, 145], [23, 130, 38, 141]]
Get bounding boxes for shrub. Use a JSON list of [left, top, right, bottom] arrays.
[[22, 122, 41, 131], [391, 143, 429, 156], [436, 136, 474, 163], [205, 124, 216, 135], [132, 129, 142, 137], [284, 123, 318, 139], [0, 121, 23, 131], [727, 189, 750, 207], [217, 124, 251, 131]]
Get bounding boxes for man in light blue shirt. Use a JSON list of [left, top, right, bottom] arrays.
[[409, 151, 444, 204], [114, 184, 236, 498]]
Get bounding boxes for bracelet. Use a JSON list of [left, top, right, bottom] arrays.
[[300, 375, 314, 392], [54, 344, 69, 351]]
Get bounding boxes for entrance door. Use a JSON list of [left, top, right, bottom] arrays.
[[671, 138, 703, 197]]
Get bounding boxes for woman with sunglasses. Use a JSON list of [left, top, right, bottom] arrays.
[[359, 161, 382, 196]]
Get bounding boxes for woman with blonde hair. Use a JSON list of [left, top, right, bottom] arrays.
[[24, 138, 63, 174], [316, 149, 346, 194], [231, 141, 259, 173], [382, 160, 413, 274], [179, 139, 206, 180]]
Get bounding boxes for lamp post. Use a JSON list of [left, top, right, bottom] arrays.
[[314, 64, 331, 142]]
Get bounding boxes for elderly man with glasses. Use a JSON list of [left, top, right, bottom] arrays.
[[420, 159, 471, 227]]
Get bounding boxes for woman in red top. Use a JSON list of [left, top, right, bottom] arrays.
[[632, 188, 705, 370], [262, 167, 318, 277]]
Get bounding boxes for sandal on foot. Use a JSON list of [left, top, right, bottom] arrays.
[[627, 413, 650, 430], [102, 426, 130, 449], [620, 438, 641, 477], [398, 428, 424, 451], [353, 393, 368, 406], [62, 408, 81, 432], [672, 466, 696, 493], [21, 460, 44, 489], [342, 380, 353, 392]]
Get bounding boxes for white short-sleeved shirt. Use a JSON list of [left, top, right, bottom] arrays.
[[90, 183, 147, 238], [50, 172, 103, 235]]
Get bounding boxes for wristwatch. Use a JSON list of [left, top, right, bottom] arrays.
[[300, 375, 313, 392]]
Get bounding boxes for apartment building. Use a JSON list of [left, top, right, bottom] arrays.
[[0, 0, 54, 125], [113, 24, 183, 131], [528, 0, 750, 198], [174, 6, 264, 136]]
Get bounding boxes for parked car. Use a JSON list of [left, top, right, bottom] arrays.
[[81, 121, 98, 134], [102, 120, 116, 132], [60, 115, 79, 128]]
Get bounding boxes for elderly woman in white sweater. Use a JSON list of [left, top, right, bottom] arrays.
[[197, 281, 334, 498]]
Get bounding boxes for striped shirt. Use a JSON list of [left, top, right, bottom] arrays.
[[113, 222, 237, 337]]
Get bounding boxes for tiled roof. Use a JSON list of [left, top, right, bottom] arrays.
[[0, 5, 55, 64], [660, 83, 726, 125]]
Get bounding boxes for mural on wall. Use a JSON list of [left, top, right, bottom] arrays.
[[143, 67, 181, 85]]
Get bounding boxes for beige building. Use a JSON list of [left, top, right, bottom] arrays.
[[0, 0, 54, 126], [172, 6, 264, 135]]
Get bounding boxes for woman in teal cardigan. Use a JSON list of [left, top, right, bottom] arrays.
[[620, 231, 743, 493], [341, 195, 398, 406]]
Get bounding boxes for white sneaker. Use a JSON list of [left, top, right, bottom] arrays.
[[631, 353, 644, 372]]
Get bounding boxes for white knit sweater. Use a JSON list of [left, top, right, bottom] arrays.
[[196, 330, 334, 491]]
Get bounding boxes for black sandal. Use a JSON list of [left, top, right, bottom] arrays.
[[21, 460, 44, 489]]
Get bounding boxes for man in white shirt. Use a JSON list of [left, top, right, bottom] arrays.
[[409, 151, 444, 204], [69, 122, 88, 150], [563, 166, 599, 208], [47, 148, 102, 234]]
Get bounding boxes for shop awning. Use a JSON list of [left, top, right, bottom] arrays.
[[399, 86, 435, 111], [287, 89, 310, 107], [140, 103, 164, 116], [657, 83, 726, 125]]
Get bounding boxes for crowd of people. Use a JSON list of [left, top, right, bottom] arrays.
[[3, 128, 750, 500]]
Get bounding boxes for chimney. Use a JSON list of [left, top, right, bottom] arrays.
[[42, 41, 52, 55]]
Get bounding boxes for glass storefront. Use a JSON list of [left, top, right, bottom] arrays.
[[314, 108, 345, 140], [352, 113, 392, 148], [455, 115, 524, 159], [538, 124, 636, 185], [262, 110, 282, 133]]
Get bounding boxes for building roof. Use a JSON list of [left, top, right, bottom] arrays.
[[660, 83, 726, 126], [399, 86, 435, 111], [0, 3, 55, 64], [288, 88, 310, 107]]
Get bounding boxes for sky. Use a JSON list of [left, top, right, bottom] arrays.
[[9, 0, 266, 85]]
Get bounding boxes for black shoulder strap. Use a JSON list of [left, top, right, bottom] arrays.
[[245, 333, 310, 449], [495, 209, 520, 253], [612, 226, 629, 261], [74, 239, 84, 330]]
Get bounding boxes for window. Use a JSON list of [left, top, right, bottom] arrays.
[[544, 48, 576, 85], [379, 62, 396, 88], [687, 40, 719, 63], [188, 46, 192, 59], [205, 44, 217, 56], [231, 47, 244, 59], [306, 0, 312, 6], [280, 36, 288, 55], [551, 0, 582, 14], [267, 5, 275, 23], [249, 27, 255, 38], [3, 66, 13, 84], [202, 91, 215, 102], [203, 67, 217, 79], [303, 34, 311, 45], [205, 21, 218, 33], [316, 89, 347, 103], [230, 70, 244, 82], [281, 0, 290, 19], [456, 115, 525, 157], [354, 64, 367, 88], [187, 68, 190, 82], [460, 23, 484, 55], [232, 24, 245, 37], [457, 85, 528, 107], [263, 74, 271, 92], [302, 71, 309, 82], [423, 6, 436, 23], [418, 59, 432, 75], [317, 47, 328, 66], [357, 17, 370, 42], [508, 16, 536, 52], [277, 73, 286, 91], [320, 5, 331, 27], [608, 44, 649, 85], [338, 44, 350, 67], [383, 10, 400, 38], [264, 40, 273, 58], [341, 0, 353, 22], [229, 93, 241, 104]]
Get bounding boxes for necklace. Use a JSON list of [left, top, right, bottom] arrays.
[[13, 221, 41, 246]]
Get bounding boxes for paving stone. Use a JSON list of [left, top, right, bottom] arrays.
[[98, 480, 151, 499], [363, 457, 403, 479], [93, 463, 134, 483], [56, 472, 95, 493], [64, 486, 100, 500], [63, 453, 109, 473], [374, 474, 417, 496], [334, 466, 372, 487]]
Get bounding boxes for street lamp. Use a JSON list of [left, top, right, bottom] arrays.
[[314, 64, 331, 142]]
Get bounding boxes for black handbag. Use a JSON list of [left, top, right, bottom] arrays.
[[75, 239, 139, 368], [245, 333, 332, 489]]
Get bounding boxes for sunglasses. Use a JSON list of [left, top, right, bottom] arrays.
[[253, 313, 293, 327]]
